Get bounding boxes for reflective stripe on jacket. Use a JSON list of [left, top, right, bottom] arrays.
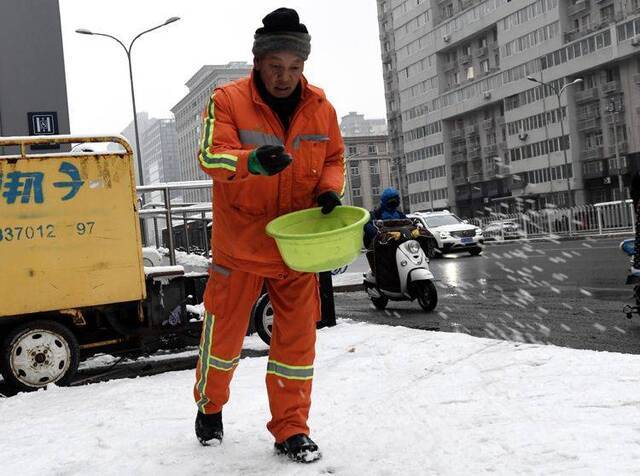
[[198, 72, 345, 277]]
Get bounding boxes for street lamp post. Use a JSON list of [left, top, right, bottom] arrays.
[[527, 76, 583, 210], [427, 169, 434, 211], [76, 17, 180, 188], [607, 99, 625, 202]]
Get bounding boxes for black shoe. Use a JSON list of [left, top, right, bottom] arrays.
[[195, 411, 223, 446], [274, 434, 322, 463]]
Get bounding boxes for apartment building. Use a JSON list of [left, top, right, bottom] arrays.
[[378, 0, 640, 217], [171, 62, 252, 203]]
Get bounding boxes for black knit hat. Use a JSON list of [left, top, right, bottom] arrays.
[[252, 8, 311, 60]]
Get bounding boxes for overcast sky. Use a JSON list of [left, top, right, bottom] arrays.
[[59, 0, 387, 135]]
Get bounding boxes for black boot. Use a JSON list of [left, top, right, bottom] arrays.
[[274, 434, 322, 463], [195, 411, 223, 446]]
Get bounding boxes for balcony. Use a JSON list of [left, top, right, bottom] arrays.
[[465, 125, 479, 137], [461, 54, 472, 64], [475, 47, 488, 57], [582, 146, 604, 160], [468, 173, 483, 183], [568, 0, 589, 16], [577, 117, 602, 131], [482, 118, 494, 131], [450, 129, 465, 141], [483, 144, 498, 156], [608, 142, 628, 155], [600, 80, 621, 95], [453, 176, 468, 186], [452, 151, 467, 165], [575, 88, 599, 103], [495, 116, 505, 127], [609, 160, 630, 175], [605, 111, 624, 124], [582, 161, 606, 179], [468, 146, 481, 159]]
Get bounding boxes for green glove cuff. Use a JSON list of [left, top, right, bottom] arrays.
[[248, 150, 268, 176]]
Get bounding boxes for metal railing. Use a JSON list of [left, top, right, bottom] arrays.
[[468, 200, 635, 240], [137, 180, 213, 265]]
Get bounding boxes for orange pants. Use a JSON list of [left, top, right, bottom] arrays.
[[193, 263, 320, 443]]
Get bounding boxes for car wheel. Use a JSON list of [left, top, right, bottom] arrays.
[[252, 293, 273, 346], [0, 320, 80, 392], [469, 247, 482, 256], [412, 280, 438, 312]]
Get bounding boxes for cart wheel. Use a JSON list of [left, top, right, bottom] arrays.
[[370, 295, 388, 310], [0, 320, 80, 392], [252, 293, 273, 346]]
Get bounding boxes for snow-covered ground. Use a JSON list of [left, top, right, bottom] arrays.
[[2, 320, 640, 475]]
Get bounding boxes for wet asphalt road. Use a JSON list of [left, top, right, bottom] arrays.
[[335, 236, 640, 355]]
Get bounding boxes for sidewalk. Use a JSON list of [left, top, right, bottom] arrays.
[[2, 320, 639, 475]]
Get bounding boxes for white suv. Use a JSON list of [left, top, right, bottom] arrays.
[[408, 211, 483, 257]]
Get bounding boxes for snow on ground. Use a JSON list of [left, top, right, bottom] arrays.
[[2, 320, 640, 475], [332, 272, 363, 288]]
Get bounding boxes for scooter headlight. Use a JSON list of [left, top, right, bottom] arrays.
[[407, 241, 421, 254]]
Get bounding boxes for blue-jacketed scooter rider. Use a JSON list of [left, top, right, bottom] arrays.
[[363, 187, 406, 249]]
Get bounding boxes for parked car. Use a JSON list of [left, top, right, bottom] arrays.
[[482, 220, 525, 240], [408, 210, 483, 257]]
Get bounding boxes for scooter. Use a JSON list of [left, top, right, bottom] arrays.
[[620, 238, 640, 319], [363, 219, 438, 312]]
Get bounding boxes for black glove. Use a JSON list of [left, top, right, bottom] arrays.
[[248, 145, 292, 176], [317, 191, 341, 215]]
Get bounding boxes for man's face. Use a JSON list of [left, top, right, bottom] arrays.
[[255, 52, 305, 98]]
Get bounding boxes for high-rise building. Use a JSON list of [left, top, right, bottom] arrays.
[[118, 112, 154, 183], [0, 0, 70, 154], [377, 0, 640, 217], [343, 134, 393, 210], [139, 117, 180, 201], [171, 62, 252, 203], [119, 114, 181, 243]]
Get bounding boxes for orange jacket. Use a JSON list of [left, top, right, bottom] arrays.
[[198, 72, 345, 278]]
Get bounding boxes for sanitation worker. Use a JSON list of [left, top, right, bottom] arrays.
[[192, 8, 344, 464]]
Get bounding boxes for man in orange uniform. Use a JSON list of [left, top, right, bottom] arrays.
[[193, 8, 344, 464]]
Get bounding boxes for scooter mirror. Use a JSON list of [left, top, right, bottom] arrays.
[[374, 220, 384, 228]]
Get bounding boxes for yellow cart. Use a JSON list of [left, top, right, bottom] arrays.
[[0, 135, 205, 391]]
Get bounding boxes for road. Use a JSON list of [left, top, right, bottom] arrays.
[[335, 237, 640, 355], [3, 236, 635, 396]]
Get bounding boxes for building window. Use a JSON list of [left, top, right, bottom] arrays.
[[348, 145, 357, 155], [368, 144, 378, 155], [465, 66, 475, 80], [350, 164, 359, 176], [372, 187, 380, 196], [352, 188, 361, 197], [480, 59, 490, 73], [369, 162, 379, 174]]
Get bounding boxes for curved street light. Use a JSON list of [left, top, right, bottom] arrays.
[[75, 17, 180, 188], [527, 75, 582, 210]]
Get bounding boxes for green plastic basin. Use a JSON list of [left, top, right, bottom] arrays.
[[266, 206, 369, 273]]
